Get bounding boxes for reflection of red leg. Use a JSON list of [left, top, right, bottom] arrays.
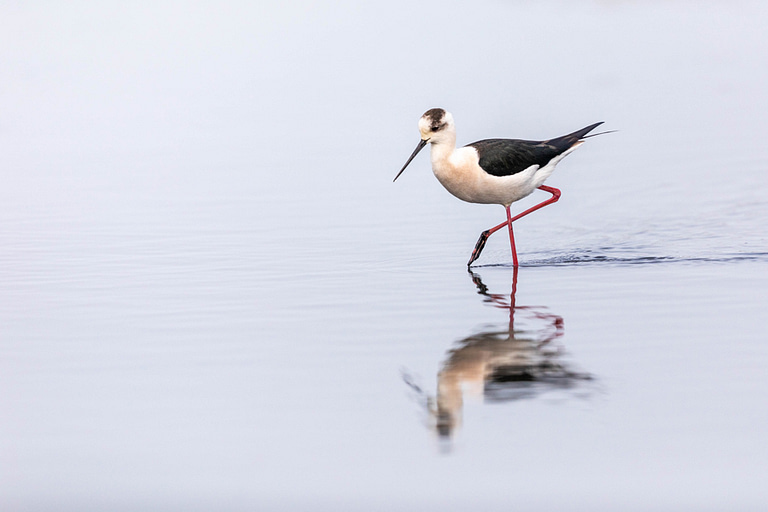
[[467, 266, 519, 330], [509, 265, 518, 331], [467, 185, 562, 267]]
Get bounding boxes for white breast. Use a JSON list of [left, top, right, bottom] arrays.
[[432, 146, 540, 206]]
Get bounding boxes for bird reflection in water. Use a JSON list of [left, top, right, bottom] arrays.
[[404, 268, 592, 440]]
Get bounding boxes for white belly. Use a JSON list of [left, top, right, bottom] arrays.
[[431, 145, 577, 206]]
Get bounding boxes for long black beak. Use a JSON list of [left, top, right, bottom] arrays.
[[393, 139, 428, 182]]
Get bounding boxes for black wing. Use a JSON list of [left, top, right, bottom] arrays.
[[467, 122, 603, 177]]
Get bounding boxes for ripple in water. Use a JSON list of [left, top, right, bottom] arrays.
[[475, 251, 768, 268]]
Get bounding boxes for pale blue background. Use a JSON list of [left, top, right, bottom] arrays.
[[2, 2, 767, 510]]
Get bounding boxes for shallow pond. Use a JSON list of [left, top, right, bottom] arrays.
[[2, 2, 767, 510]]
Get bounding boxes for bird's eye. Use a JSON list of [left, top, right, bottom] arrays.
[[432, 125, 440, 131]]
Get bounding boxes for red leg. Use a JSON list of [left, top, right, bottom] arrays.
[[508, 185, 561, 224], [506, 206, 518, 267], [467, 218, 508, 267], [467, 186, 562, 267]]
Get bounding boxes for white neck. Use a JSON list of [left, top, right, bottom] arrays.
[[429, 131, 457, 168]]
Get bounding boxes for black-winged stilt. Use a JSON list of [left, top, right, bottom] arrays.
[[394, 108, 607, 267]]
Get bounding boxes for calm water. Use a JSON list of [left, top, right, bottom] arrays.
[[2, 2, 768, 510]]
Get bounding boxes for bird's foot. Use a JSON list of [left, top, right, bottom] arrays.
[[467, 230, 491, 267]]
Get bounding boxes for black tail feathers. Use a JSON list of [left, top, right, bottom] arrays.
[[546, 122, 614, 149]]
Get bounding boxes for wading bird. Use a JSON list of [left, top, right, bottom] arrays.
[[394, 108, 607, 266]]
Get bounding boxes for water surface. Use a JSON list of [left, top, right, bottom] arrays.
[[2, 1, 768, 510]]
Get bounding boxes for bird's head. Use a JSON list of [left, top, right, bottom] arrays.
[[394, 108, 455, 182], [417, 108, 454, 143]]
